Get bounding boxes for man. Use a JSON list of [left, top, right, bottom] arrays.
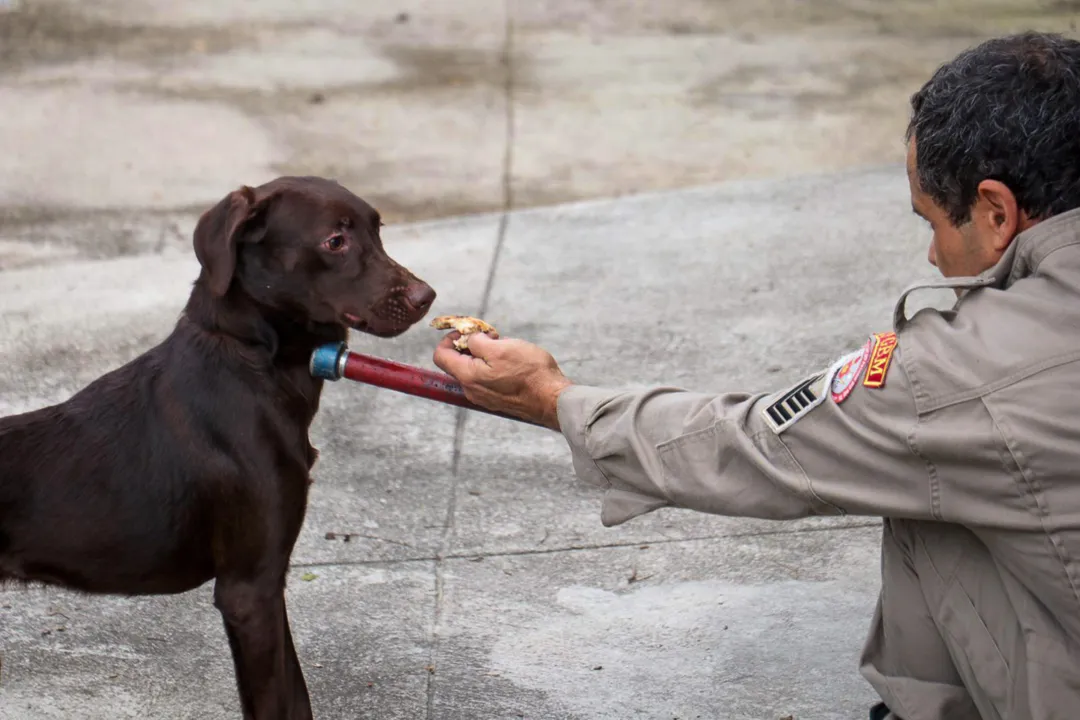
[[434, 32, 1080, 720]]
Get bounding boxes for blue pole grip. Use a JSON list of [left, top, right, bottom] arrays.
[[309, 341, 348, 380]]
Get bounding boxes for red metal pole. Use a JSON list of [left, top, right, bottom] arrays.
[[330, 347, 550, 429]]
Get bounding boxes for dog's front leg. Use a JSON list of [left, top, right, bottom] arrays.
[[281, 601, 313, 712], [214, 577, 313, 720]]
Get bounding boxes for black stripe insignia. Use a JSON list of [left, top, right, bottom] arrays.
[[763, 372, 827, 434]]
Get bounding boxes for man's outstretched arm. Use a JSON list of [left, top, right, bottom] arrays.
[[434, 331, 936, 527]]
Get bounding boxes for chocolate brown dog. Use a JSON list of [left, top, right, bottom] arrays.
[[0, 176, 436, 718]]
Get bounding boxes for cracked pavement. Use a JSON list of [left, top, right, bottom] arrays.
[[0, 163, 948, 719], [2, 0, 1078, 718]]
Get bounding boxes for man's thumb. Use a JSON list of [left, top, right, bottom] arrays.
[[464, 331, 498, 357]]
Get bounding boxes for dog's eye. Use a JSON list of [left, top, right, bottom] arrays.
[[324, 234, 347, 252]]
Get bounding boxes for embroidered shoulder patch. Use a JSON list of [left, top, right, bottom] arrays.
[[862, 332, 898, 388], [830, 340, 871, 404], [763, 372, 828, 434]]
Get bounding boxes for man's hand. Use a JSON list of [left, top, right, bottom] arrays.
[[432, 332, 573, 431]]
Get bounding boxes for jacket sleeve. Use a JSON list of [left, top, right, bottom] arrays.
[[556, 338, 935, 527]]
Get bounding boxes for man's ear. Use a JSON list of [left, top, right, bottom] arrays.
[[192, 185, 274, 297], [973, 179, 1036, 253]]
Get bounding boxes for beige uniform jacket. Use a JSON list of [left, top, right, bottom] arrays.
[[557, 208, 1080, 710]]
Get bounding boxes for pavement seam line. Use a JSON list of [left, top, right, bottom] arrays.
[[448, 3, 517, 478], [427, 4, 516, 717], [295, 521, 882, 570]]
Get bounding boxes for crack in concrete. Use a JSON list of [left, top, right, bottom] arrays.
[[426, 4, 517, 717], [294, 521, 881, 571], [447, 10, 517, 478]]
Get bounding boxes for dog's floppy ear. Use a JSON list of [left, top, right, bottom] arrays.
[[192, 185, 274, 297]]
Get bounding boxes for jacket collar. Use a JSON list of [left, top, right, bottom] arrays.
[[998, 205, 1080, 288], [893, 206, 1080, 329]]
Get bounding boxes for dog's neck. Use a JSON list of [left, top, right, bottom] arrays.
[[182, 280, 346, 372]]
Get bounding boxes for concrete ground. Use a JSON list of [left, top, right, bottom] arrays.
[[2, 0, 1078, 718], [0, 163, 941, 720], [1, 0, 1078, 241]]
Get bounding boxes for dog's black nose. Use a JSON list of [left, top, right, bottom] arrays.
[[404, 283, 436, 313]]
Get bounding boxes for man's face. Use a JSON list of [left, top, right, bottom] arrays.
[[906, 140, 1005, 278]]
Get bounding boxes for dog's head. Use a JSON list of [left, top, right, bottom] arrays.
[[192, 176, 435, 338]]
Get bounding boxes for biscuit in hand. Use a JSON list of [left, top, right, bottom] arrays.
[[430, 315, 499, 354]]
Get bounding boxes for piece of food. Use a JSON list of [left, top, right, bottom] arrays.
[[430, 315, 499, 352]]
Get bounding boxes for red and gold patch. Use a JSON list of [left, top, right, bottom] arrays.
[[862, 332, 898, 388]]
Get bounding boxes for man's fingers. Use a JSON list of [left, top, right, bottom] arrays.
[[464, 331, 499, 359], [433, 336, 474, 377], [437, 332, 461, 347]]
